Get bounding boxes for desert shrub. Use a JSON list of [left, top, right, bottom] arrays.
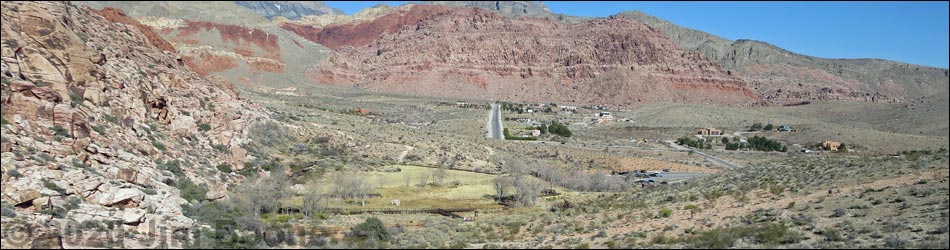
[[1, 116, 9, 125], [43, 179, 67, 195], [211, 144, 228, 153], [216, 163, 233, 173], [198, 123, 212, 132], [681, 222, 800, 248], [6, 169, 23, 179], [248, 121, 295, 148], [823, 228, 844, 242], [652, 233, 674, 244], [161, 160, 185, 177], [151, 140, 167, 151], [177, 177, 208, 203], [1, 202, 16, 218], [353, 217, 390, 242], [830, 208, 847, 218], [884, 236, 907, 249], [51, 125, 69, 137], [91, 125, 106, 135], [658, 208, 673, 218], [69, 92, 83, 108]]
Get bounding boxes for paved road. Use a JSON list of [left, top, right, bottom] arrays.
[[486, 103, 505, 140], [632, 172, 704, 183], [663, 140, 744, 169]]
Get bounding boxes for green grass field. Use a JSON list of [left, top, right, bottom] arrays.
[[282, 165, 551, 210]]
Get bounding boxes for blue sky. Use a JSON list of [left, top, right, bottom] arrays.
[[324, 1, 949, 68]]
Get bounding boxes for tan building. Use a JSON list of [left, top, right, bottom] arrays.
[[822, 141, 842, 152], [696, 128, 722, 136]]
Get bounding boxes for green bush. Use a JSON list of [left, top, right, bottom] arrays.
[[43, 179, 67, 195], [216, 163, 233, 173], [51, 125, 70, 137], [151, 140, 167, 151], [103, 114, 118, 124], [548, 122, 572, 137], [1, 116, 8, 125], [70, 93, 83, 108], [353, 217, 391, 242], [177, 177, 208, 203], [198, 123, 212, 132], [161, 160, 185, 177], [658, 208, 673, 218], [91, 125, 106, 135]]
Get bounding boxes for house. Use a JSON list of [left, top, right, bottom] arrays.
[[353, 108, 371, 115], [527, 129, 541, 137], [696, 128, 722, 136], [592, 112, 614, 124], [822, 141, 842, 152], [778, 125, 793, 132], [559, 105, 577, 112]]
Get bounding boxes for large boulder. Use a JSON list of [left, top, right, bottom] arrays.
[[101, 188, 146, 207], [122, 208, 147, 225]]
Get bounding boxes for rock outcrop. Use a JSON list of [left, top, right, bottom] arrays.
[[1, 1, 270, 248], [73, 1, 331, 89], [296, 5, 759, 107]]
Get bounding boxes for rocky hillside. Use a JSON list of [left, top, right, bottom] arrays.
[[235, 1, 343, 20], [73, 1, 331, 90], [619, 10, 950, 104], [422, 1, 589, 23], [287, 4, 759, 108], [1, 1, 269, 248]]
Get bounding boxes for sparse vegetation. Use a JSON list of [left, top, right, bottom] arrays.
[[51, 125, 70, 137], [198, 123, 212, 132]]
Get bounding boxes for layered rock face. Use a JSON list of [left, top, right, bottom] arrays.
[[73, 1, 331, 89], [295, 5, 759, 107], [1, 1, 268, 248], [619, 11, 950, 104]]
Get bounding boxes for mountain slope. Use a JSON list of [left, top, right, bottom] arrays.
[[235, 1, 344, 20], [72, 1, 331, 90], [422, 1, 589, 23], [292, 5, 759, 107], [1, 1, 269, 247], [620, 10, 950, 104]]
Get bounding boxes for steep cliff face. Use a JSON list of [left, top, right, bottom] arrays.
[[619, 11, 950, 104], [299, 5, 758, 107], [1, 2, 269, 248], [235, 1, 343, 20]]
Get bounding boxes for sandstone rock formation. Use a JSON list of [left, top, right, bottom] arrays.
[[292, 5, 759, 107], [619, 10, 950, 104], [73, 1, 331, 89], [1, 1, 270, 248]]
